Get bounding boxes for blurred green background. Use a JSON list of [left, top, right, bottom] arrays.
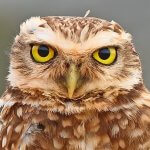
[[0, 0, 150, 95]]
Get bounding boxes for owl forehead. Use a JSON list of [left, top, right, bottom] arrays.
[[19, 16, 132, 53]]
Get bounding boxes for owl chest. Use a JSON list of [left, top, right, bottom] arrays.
[[1, 104, 149, 150], [21, 111, 149, 150], [22, 112, 126, 150], [25, 115, 104, 150]]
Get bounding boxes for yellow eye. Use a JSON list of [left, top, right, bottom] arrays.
[[31, 45, 55, 63], [92, 47, 117, 65]]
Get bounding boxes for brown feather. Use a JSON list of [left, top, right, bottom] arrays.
[[0, 16, 150, 150]]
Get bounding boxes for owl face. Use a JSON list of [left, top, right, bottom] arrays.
[[8, 16, 142, 100]]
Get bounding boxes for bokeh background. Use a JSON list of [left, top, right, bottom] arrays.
[[0, 0, 150, 95]]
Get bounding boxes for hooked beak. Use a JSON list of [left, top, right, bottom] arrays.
[[65, 64, 80, 99]]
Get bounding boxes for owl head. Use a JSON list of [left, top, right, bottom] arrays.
[[7, 16, 143, 112]]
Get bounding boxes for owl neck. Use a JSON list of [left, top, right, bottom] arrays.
[[0, 83, 148, 115], [1, 83, 150, 150]]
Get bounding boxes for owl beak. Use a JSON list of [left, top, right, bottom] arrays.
[[65, 63, 80, 99]]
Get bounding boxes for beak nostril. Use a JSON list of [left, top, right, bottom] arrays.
[[65, 62, 70, 68], [65, 62, 82, 69], [77, 63, 82, 68]]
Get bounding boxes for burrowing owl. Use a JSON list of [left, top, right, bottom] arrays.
[[0, 16, 150, 150]]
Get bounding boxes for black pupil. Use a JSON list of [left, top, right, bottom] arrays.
[[99, 48, 110, 60], [38, 45, 49, 57]]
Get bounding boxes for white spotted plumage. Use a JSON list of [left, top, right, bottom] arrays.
[[0, 16, 150, 150]]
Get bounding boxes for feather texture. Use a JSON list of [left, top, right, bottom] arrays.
[[0, 16, 150, 150]]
